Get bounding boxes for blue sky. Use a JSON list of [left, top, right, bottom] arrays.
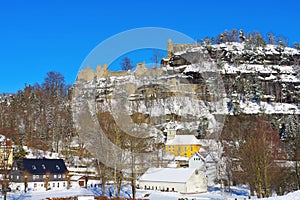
[[1, 0, 300, 93]]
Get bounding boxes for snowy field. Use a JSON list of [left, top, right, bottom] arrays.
[[2, 185, 300, 200]]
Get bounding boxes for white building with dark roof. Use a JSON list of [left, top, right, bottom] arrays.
[[10, 158, 68, 191], [138, 167, 207, 193]]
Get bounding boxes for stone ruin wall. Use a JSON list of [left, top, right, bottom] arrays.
[[77, 62, 163, 82]]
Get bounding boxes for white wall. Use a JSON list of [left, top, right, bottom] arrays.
[[139, 170, 207, 194], [186, 170, 207, 193], [189, 156, 205, 169], [11, 181, 68, 192], [139, 181, 185, 193]]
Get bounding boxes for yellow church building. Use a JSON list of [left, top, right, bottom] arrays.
[[165, 135, 201, 158]]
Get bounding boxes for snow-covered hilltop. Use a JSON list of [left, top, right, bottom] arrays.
[[75, 40, 299, 138], [165, 41, 300, 115]]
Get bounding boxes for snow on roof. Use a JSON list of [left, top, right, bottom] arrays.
[[166, 135, 200, 145], [174, 156, 189, 161], [139, 168, 196, 183], [189, 152, 206, 162], [70, 175, 85, 181]]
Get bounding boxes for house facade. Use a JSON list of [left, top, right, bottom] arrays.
[[0, 146, 14, 170], [188, 140, 223, 187], [70, 175, 88, 187], [189, 152, 207, 170], [10, 158, 69, 191], [165, 135, 201, 158], [138, 167, 207, 193], [166, 128, 176, 142]]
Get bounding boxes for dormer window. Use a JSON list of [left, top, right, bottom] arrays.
[[42, 164, 46, 170], [32, 165, 36, 170], [56, 165, 60, 170]]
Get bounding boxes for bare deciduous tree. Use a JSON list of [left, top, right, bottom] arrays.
[[121, 57, 134, 71], [151, 50, 164, 68], [238, 117, 283, 198]]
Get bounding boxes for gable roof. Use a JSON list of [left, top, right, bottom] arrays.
[[190, 151, 215, 163], [190, 152, 205, 161], [15, 158, 67, 175], [166, 135, 200, 145], [139, 168, 196, 183], [70, 175, 85, 181]]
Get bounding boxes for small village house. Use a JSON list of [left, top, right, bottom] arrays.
[[0, 146, 14, 170], [70, 175, 88, 188], [138, 167, 207, 193], [10, 158, 69, 191], [0, 139, 14, 170], [0, 139, 14, 194], [189, 151, 207, 170], [188, 139, 222, 187]]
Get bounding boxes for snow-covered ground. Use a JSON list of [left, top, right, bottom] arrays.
[[4, 187, 94, 200], [143, 188, 300, 200], [2, 185, 299, 200]]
